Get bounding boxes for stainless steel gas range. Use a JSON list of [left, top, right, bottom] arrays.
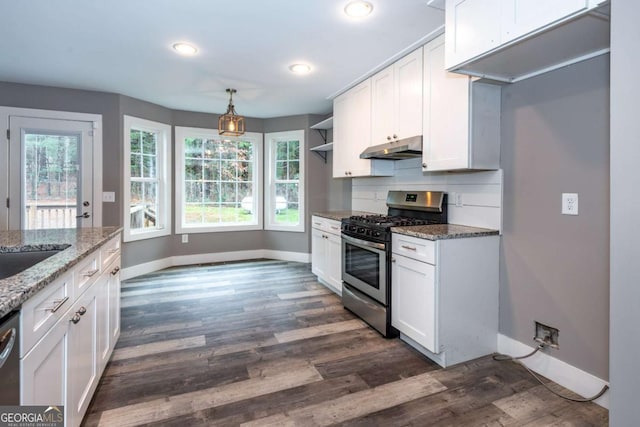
[[341, 191, 448, 337]]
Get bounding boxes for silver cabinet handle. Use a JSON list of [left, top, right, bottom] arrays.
[[111, 266, 121, 275], [387, 136, 392, 141], [401, 245, 417, 251], [391, 258, 396, 263], [107, 248, 119, 254], [70, 314, 81, 324], [83, 268, 99, 277], [330, 226, 339, 230], [77, 306, 87, 316], [393, 134, 398, 139], [45, 296, 69, 313], [422, 163, 427, 168]]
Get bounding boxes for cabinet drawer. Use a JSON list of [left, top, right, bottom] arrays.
[[21, 272, 73, 356], [392, 233, 436, 264], [311, 216, 342, 236], [74, 252, 100, 296], [100, 235, 121, 270]]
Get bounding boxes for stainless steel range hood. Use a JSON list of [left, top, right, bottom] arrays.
[[359, 135, 422, 160]]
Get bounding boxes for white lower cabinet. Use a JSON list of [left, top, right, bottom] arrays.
[[311, 216, 342, 295], [391, 233, 499, 367], [391, 254, 437, 353], [20, 232, 121, 427]]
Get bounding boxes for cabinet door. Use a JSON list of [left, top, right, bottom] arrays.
[[394, 48, 423, 140], [391, 255, 437, 353], [311, 228, 327, 279], [371, 66, 395, 146], [445, 0, 502, 69], [332, 92, 350, 178], [325, 232, 343, 294], [108, 259, 121, 349], [95, 273, 110, 374], [423, 35, 472, 171], [502, 0, 589, 42], [347, 80, 375, 177], [21, 317, 67, 407], [67, 287, 99, 427]]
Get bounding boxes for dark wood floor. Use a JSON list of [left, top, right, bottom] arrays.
[[84, 259, 608, 426]]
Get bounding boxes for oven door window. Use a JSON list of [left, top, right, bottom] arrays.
[[344, 242, 381, 290]]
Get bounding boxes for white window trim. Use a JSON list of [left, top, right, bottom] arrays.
[[123, 115, 172, 242], [265, 129, 305, 232], [0, 106, 103, 231], [175, 126, 263, 234]]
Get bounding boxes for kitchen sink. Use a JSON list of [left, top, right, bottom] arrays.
[[0, 245, 70, 280]]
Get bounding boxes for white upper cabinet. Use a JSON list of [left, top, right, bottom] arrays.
[[371, 49, 423, 146], [333, 79, 394, 178], [445, 0, 610, 82], [423, 35, 501, 172], [445, 0, 502, 71], [501, 0, 589, 42]]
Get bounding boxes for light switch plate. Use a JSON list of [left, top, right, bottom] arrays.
[[562, 193, 578, 215], [102, 191, 115, 202]]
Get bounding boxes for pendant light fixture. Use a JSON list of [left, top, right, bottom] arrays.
[[218, 88, 245, 136]]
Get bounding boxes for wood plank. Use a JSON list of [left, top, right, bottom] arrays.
[[274, 319, 367, 343], [111, 335, 206, 361]]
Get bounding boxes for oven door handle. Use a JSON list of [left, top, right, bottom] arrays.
[[342, 234, 386, 251]]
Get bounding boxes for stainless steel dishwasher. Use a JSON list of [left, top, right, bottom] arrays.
[[0, 311, 20, 405]]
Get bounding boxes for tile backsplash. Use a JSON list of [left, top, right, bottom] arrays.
[[351, 158, 502, 231]]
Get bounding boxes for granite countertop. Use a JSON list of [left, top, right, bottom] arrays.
[[0, 227, 122, 318], [312, 211, 373, 221], [391, 224, 499, 241]]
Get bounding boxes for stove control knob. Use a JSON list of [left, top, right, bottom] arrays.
[[373, 231, 381, 237], [357, 227, 365, 234], [365, 229, 371, 236]]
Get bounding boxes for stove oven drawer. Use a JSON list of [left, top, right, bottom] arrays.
[[392, 233, 435, 265]]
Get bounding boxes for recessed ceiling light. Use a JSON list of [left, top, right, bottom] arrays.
[[289, 63, 312, 74], [172, 42, 198, 56], [344, 1, 373, 18]]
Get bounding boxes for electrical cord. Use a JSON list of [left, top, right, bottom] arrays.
[[492, 344, 610, 403]]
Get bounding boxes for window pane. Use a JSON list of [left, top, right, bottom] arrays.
[[220, 142, 237, 160], [203, 160, 219, 181], [204, 139, 219, 159], [130, 130, 141, 154], [288, 161, 299, 180], [203, 181, 219, 202], [276, 161, 287, 180], [185, 138, 203, 158], [142, 154, 156, 178], [142, 131, 157, 155], [130, 154, 141, 178], [220, 161, 237, 181], [185, 159, 202, 181], [184, 203, 203, 224], [238, 161, 251, 181], [185, 181, 202, 203], [289, 140, 299, 160]]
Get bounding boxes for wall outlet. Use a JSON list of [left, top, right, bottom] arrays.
[[534, 321, 559, 348], [102, 191, 115, 202], [455, 193, 463, 207], [562, 193, 578, 215], [181, 234, 189, 243]]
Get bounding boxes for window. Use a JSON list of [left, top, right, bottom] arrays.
[[175, 127, 262, 233], [265, 130, 304, 232], [123, 116, 172, 242]]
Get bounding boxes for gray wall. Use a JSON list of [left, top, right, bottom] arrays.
[[500, 56, 610, 379], [0, 82, 121, 226], [609, 1, 640, 423], [0, 81, 347, 268]]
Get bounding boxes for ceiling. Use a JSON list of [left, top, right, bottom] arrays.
[[0, 1, 444, 118]]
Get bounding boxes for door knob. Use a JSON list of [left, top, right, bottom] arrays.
[[76, 212, 90, 218]]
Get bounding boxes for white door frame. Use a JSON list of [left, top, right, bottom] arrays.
[[0, 106, 103, 230]]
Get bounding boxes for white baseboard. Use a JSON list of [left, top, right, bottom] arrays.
[[120, 257, 173, 281], [497, 334, 609, 409], [121, 250, 310, 281]]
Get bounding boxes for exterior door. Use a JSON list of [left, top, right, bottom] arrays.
[[8, 116, 94, 229]]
